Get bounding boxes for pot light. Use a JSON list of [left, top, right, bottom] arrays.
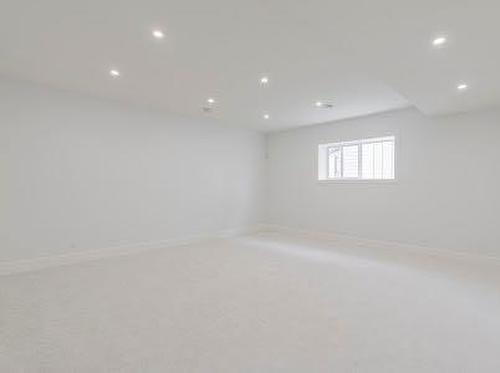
[[152, 29, 165, 39], [260, 76, 269, 85], [457, 83, 468, 91], [432, 36, 447, 47], [263, 114, 270, 120], [315, 101, 334, 109], [109, 69, 120, 78], [207, 98, 215, 104]]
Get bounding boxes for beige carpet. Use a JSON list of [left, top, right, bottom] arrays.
[[1, 232, 500, 372]]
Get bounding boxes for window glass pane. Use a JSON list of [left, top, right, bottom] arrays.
[[328, 147, 341, 178], [362, 143, 374, 179], [342, 145, 359, 178], [382, 141, 394, 179], [373, 142, 383, 179]]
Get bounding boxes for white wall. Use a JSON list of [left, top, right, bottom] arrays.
[[3, 76, 499, 263], [0, 78, 265, 262], [265, 107, 500, 257]]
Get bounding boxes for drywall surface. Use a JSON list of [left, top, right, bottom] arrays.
[[0, 77, 265, 262], [265, 107, 500, 257]]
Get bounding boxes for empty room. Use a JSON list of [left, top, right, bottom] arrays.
[[1, 0, 500, 371]]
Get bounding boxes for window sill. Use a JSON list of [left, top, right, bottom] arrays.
[[317, 178, 398, 185]]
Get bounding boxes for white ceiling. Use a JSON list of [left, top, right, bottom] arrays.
[[1, 0, 499, 131]]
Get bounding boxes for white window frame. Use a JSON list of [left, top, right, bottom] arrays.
[[318, 135, 396, 182]]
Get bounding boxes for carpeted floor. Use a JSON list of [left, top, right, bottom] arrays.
[[1, 232, 500, 372]]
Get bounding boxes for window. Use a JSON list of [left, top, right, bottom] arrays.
[[318, 136, 395, 181]]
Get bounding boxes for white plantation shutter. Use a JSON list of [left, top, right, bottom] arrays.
[[319, 136, 395, 180], [342, 145, 359, 178], [382, 140, 395, 179], [361, 143, 375, 178]]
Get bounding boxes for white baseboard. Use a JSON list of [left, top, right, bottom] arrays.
[[4, 224, 497, 276], [0, 226, 259, 276], [254, 223, 500, 264]]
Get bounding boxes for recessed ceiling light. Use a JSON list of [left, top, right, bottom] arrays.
[[315, 101, 334, 109], [207, 98, 215, 104], [152, 29, 165, 39], [457, 83, 468, 91], [260, 76, 269, 85], [109, 69, 120, 78], [263, 114, 270, 120], [432, 36, 447, 47]]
